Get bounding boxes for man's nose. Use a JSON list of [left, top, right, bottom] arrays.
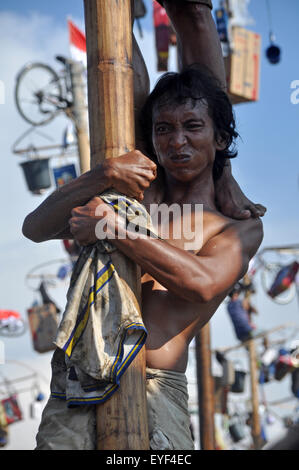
[[170, 130, 187, 148]]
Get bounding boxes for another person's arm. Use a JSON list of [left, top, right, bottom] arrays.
[[163, 0, 226, 88], [163, 1, 266, 219]]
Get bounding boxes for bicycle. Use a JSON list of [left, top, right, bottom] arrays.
[[14, 56, 75, 127], [248, 245, 299, 306]]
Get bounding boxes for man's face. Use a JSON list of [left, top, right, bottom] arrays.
[[152, 98, 222, 183]]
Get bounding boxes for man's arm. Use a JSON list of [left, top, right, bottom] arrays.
[[22, 152, 156, 243], [69, 198, 263, 304], [22, 165, 111, 243]]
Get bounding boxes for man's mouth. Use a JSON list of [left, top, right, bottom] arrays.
[[170, 154, 191, 164]]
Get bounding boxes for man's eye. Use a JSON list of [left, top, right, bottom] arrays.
[[187, 123, 203, 130], [156, 125, 168, 133]]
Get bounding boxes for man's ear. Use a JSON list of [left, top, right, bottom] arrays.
[[215, 132, 228, 152]]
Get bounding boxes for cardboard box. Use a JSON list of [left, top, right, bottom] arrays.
[[225, 27, 261, 104]]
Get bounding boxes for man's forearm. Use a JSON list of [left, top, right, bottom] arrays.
[[108, 224, 212, 303], [22, 164, 111, 243]]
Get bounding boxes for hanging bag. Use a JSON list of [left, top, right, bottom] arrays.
[[1, 395, 22, 425], [27, 281, 60, 353], [27, 302, 59, 353]]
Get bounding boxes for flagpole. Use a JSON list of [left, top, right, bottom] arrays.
[[68, 60, 90, 174], [67, 18, 90, 174]]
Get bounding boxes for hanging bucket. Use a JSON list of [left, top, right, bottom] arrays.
[[20, 158, 51, 193]]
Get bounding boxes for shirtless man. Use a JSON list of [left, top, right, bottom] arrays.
[[23, 0, 265, 450]]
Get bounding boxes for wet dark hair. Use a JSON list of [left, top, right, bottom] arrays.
[[140, 65, 239, 180]]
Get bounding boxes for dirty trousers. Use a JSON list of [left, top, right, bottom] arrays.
[[35, 366, 194, 450]]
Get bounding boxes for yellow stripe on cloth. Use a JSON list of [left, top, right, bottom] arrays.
[[65, 263, 115, 357]]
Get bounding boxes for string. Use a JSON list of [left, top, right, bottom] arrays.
[[265, 0, 275, 42]]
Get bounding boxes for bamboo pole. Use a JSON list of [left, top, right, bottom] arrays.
[[247, 338, 263, 449], [243, 276, 262, 450], [83, 0, 149, 450], [211, 323, 297, 354], [195, 323, 216, 450]]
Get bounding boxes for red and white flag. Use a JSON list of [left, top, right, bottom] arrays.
[[68, 19, 87, 66], [153, 0, 169, 27]]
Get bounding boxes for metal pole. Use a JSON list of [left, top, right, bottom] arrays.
[[195, 323, 216, 450], [68, 60, 90, 174]]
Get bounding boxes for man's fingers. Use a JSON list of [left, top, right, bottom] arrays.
[[71, 206, 83, 218], [138, 168, 157, 181], [69, 217, 78, 230]]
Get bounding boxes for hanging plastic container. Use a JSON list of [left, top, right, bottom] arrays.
[[53, 163, 77, 188], [231, 369, 247, 394], [20, 158, 51, 194], [266, 43, 281, 64], [30, 401, 43, 420]]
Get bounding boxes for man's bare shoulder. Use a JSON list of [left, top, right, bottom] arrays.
[[198, 212, 264, 263]]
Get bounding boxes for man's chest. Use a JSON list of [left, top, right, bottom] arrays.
[[149, 203, 230, 252]]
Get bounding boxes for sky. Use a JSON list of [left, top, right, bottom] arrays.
[[0, 0, 298, 450]]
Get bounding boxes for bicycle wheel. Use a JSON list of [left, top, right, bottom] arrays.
[[15, 62, 64, 126]]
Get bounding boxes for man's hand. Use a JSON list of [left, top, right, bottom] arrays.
[[69, 197, 116, 246], [103, 150, 157, 202], [215, 167, 267, 220]]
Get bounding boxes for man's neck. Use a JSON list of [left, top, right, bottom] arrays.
[[164, 169, 217, 209]]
